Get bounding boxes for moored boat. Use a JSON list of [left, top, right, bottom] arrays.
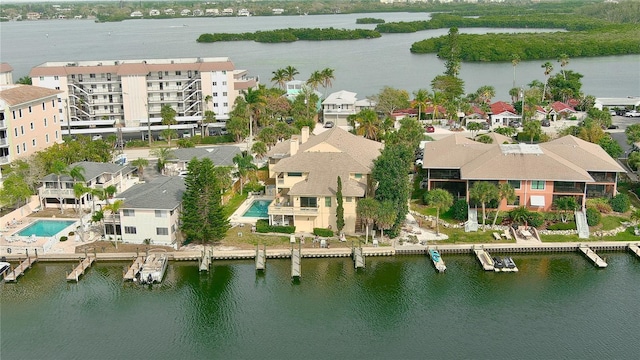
[[0, 261, 11, 277], [503, 257, 518, 272], [429, 249, 447, 273], [136, 254, 168, 284], [493, 257, 504, 270]]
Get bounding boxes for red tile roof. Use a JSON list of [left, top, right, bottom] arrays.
[[490, 101, 517, 115], [550, 101, 576, 113]]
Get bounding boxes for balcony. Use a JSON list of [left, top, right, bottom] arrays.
[[553, 182, 585, 194], [588, 172, 616, 183], [0, 120, 6, 129], [0, 155, 9, 165], [268, 203, 319, 216], [39, 188, 75, 198]]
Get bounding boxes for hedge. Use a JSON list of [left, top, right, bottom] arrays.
[[313, 228, 334, 237], [547, 222, 577, 231], [255, 219, 295, 234], [586, 208, 601, 226]]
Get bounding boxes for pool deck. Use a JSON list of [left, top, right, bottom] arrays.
[[229, 195, 274, 225]]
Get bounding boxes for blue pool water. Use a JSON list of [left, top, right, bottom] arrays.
[[16, 220, 76, 237], [242, 200, 271, 218]]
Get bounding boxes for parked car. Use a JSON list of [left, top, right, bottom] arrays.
[[625, 110, 640, 118], [91, 134, 103, 141], [607, 124, 620, 130], [508, 120, 522, 128], [616, 109, 628, 116], [323, 121, 334, 128], [425, 125, 435, 133], [481, 122, 490, 130], [541, 119, 551, 127], [609, 110, 617, 116]]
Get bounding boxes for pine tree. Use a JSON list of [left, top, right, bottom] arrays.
[[336, 176, 345, 233]]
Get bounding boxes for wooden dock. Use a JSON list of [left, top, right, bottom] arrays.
[[473, 248, 494, 271], [66, 256, 96, 282], [353, 246, 365, 269], [123, 256, 145, 281], [255, 245, 266, 271], [3, 256, 38, 282], [291, 248, 301, 279], [199, 248, 212, 272], [579, 245, 608, 268], [629, 244, 640, 259]]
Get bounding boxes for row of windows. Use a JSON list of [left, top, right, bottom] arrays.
[[13, 117, 57, 137], [508, 180, 545, 190], [124, 226, 170, 236], [14, 133, 56, 155], [11, 100, 56, 120], [300, 196, 353, 208], [122, 209, 168, 217]]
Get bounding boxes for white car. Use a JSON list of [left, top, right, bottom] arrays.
[[625, 110, 640, 117], [92, 134, 103, 141]]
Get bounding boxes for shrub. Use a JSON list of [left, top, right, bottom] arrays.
[[610, 193, 630, 213], [313, 228, 334, 237], [528, 212, 544, 228], [255, 219, 295, 234], [68, 231, 75, 236], [586, 207, 601, 226], [547, 222, 577, 230], [451, 199, 468, 221], [126, 140, 148, 148], [59, 236, 68, 242], [586, 198, 612, 213], [200, 135, 234, 144], [176, 139, 195, 148]]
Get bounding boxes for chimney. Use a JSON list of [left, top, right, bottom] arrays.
[[290, 138, 299, 156], [301, 126, 310, 143]]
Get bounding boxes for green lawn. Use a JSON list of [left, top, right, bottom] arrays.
[[223, 192, 248, 218], [428, 228, 515, 244], [599, 215, 626, 231]]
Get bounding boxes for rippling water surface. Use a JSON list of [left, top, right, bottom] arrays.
[[1, 254, 639, 359]]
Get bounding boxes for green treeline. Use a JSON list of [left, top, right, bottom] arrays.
[[356, 17, 385, 24], [197, 28, 381, 43], [410, 23, 640, 61], [375, 13, 608, 33]]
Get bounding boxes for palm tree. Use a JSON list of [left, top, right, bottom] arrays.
[[424, 189, 454, 236], [428, 91, 445, 124], [251, 141, 268, 160], [283, 66, 299, 81], [375, 201, 397, 242], [103, 199, 123, 249], [469, 181, 499, 230], [306, 70, 323, 92], [492, 183, 516, 227], [356, 198, 379, 244], [50, 160, 68, 214], [412, 89, 429, 122], [271, 68, 287, 89], [523, 120, 542, 144], [241, 88, 265, 143], [202, 110, 216, 138], [475, 85, 496, 105], [511, 54, 520, 89], [557, 54, 569, 80], [130, 158, 149, 181], [73, 183, 91, 215], [233, 152, 257, 195], [509, 87, 521, 103], [320, 68, 335, 97], [161, 104, 177, 146], [150, 147, 175, 175], [204, 95, 213, 111], [353, 109, 381, 141], [541, 62, 554, 102]]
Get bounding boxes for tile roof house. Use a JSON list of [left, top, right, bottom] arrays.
[[38, 161, 135, 210], [110, 176, 185, 247], [548, 101, 577, 120], [489, 101, 520, 127], [267, 126, 383, 233], [421, 134, 625, 211]]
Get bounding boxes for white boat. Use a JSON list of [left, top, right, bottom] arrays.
[[136, 254, 168, 284], [429, 249, 446, 273], [0, 261, 11, 276]]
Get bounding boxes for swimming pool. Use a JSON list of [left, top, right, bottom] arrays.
[[16, 220, 77, 237], [242, 200, 271, 218]]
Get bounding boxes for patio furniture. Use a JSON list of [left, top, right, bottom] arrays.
[[492, 232, 501, 241]]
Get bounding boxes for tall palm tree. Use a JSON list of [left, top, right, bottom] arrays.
[[492, 183, 516, 227], [283, 66, 299, 81], [271, 68, 287, 89], [251, 141, 268, 160], [130, 158, 149, 181], [475, 85, 496, 105], [469, 181, 499, 231], [73, 183, 91, 215], [202, 110, 216, 138], [428, 91, 445, 124], [50, 160, 69, 214], [424, 189, 454, 236], [356, 198, 379, 244], [306, 70, 323, 92], [412, 89, 429, 122], [104, 199, 123, 249], [320, 68, 335, 97], [150, 147, 175, 175], [233, 152, 257, 195], [204, 95, 213, 111], [557, 54, 570, 80], [241, 88, 265, 143], [541, 62, 554, 102], [511, 54, 520, 89], [354, 109, 381, 141], [161, 104, 177, 146]]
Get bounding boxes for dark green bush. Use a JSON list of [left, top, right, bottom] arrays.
[[313, 228, 334, 237], [60, 236, 68, 242], [528, 212, 544, 228], [547, 222, 577, 230], [451, 199, 468, 221], [200, 135, 234, 144], [586, 207, 601, 226], [610, 193, 630, 213], [255, 219, 295, 234]]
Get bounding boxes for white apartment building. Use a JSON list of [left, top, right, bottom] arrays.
[[30, 58, 258, 137]]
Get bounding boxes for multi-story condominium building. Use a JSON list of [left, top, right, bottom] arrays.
[[38, 161, 135, 210], [110, 176, 185, 248], [29, 58, 257, 137], [0, 84, 62, 172], [421, 133, 625, 212], [266, 127, 383, 234]]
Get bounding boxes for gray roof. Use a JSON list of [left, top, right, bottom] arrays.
[[117, 176, 185, 210], [41, 161, 133, 182], [170, 146, 241, 166]]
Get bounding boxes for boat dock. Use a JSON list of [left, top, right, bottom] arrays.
[[3, 255, 38, 282], [291, 247, 301, 279], [474, 248, 495, 271], [629, 244, 640, 259], [255, 245, 266, 271], [199, 248, 212, 272], [579, 245, 608, 268], [353, 245, 365, 269], [66, 256, 96, 282], [123, 256, 145, 281], [428, 248, 447, 273]]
